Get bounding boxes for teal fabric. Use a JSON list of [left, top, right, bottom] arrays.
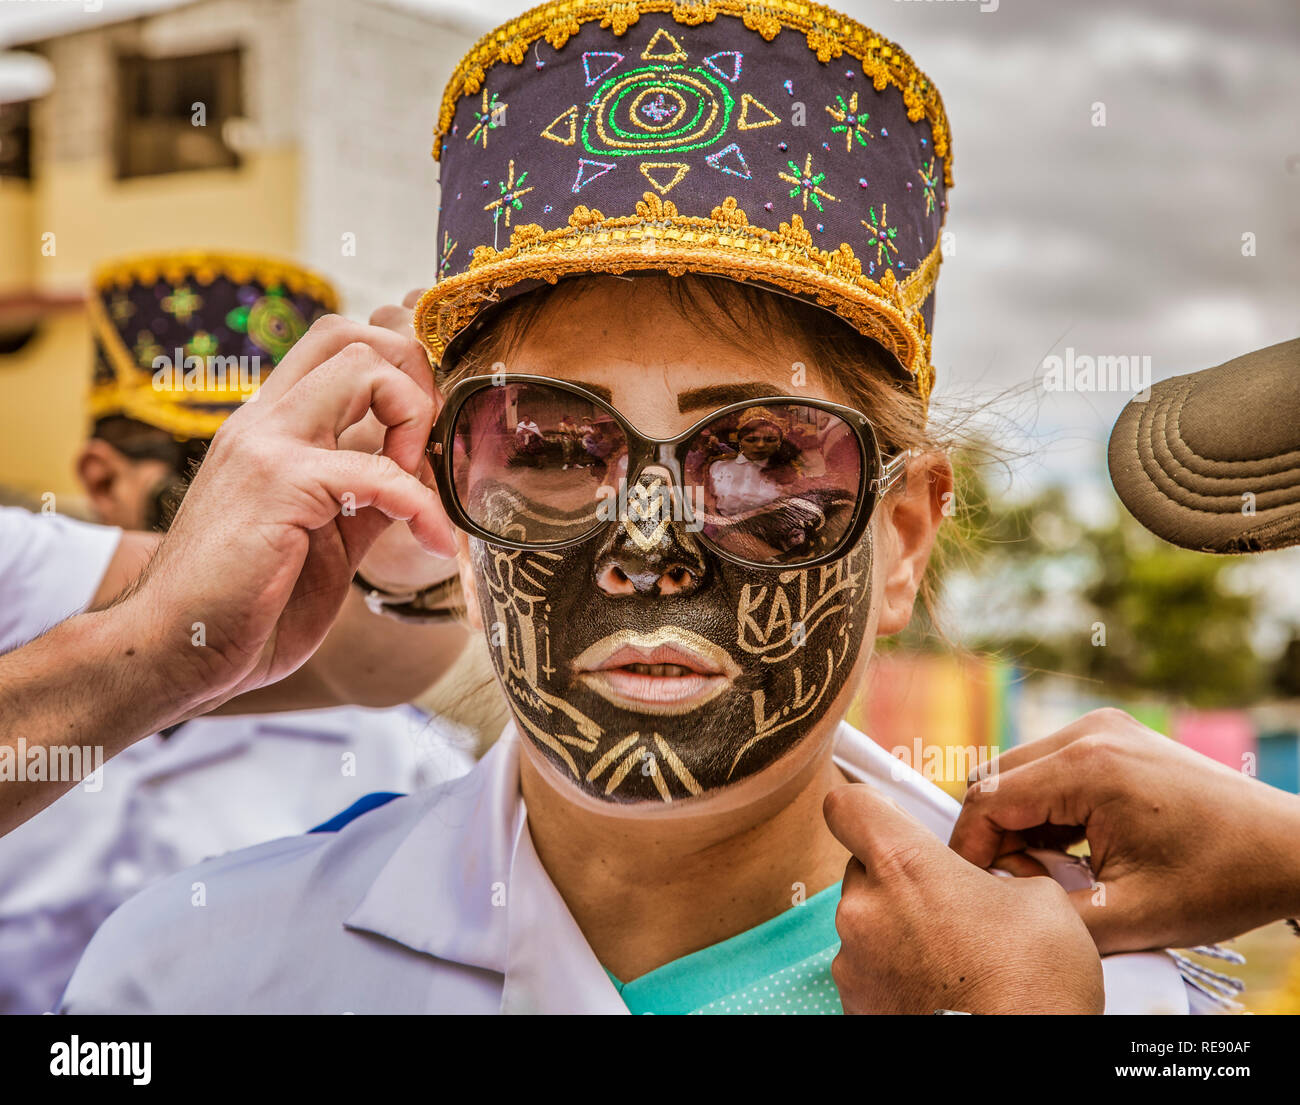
[[605, 883, 843, 1015]]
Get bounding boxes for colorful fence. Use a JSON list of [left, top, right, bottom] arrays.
[[848, 652, 1300, 799]]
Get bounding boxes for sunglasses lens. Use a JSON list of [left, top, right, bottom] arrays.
[[685, 403, 866, 564], [451, 382, 627, 543]]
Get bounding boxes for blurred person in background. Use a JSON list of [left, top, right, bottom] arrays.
[[0, 251, 475, 1014]]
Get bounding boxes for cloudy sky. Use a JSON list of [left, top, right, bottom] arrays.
[[871, 0, 1299, 486]]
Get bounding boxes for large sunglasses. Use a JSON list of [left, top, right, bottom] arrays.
[[427, 374, 907, 570]]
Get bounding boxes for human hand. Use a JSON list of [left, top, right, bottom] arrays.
[[347, 290, 460, 594], [950, 708, 1300, 953], [824, 783, 1104, 1014], [115, 314, 456, 714]]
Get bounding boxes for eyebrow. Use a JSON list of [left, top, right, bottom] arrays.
[[677, 382, 784, 413], [570, 380, 614, 403]]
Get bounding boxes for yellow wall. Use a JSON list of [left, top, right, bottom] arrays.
[[0, 311, 91, 503], [0, 149, 300, 502], [0, 182, 35, 295], [31, 150, 301, 290]]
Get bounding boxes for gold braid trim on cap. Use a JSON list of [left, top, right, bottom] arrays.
[[434, 0, 952, 187], [92, 250, 340, 306], [89, 251, 339, 440], [414, 193, 941, 403]]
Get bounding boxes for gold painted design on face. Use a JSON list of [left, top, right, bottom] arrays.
[[652, 732, 702, 797], [735, 556, 865, 663], [473, 505, 873, 802], [606, 745, 652, 796], [571, 625, 742, 716], [478, 544, 605, 746], [580, 730, 704, 803], [726, 543, 871, 779], [516, 710, 583, 778], [585, 733, 642, 782], [736, 646, 837, 775], [621, 474, 672, 550], [570, 626, 742, 676]]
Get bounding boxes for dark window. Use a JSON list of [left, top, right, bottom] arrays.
[[115, 49, 243, 178], [0, 101, 32, 181], [0, 323, 40, 356]]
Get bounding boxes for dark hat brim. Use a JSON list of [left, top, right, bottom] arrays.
[[1108, 337, 1300, 554]]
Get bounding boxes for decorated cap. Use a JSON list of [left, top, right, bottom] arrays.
[[1109, 337, 1300, 554], [89, 251, 339, 440], [736, 405, 788, 432], [415, 0, 951, 402]]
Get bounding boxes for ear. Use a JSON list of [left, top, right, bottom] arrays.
[[75, 439, 125, 520], [874, 452, 952, 636], [456, 530, 484, 631]]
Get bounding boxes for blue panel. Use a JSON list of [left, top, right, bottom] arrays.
[[1257, 731, 1300, 794]]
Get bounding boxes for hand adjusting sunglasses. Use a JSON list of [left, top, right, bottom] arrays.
[[427, 375, 907, 570]]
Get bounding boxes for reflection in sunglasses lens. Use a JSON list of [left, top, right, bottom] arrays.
[[450, 384, 866, 563], [452, 383, 627, 544], [685, 404, 864, 564]]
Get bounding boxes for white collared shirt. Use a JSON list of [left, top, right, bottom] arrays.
[[60, 721, 1197, 1014], [0, 506, 479, 1013], [0, 506, 121, 654], [3, 705, 475, 1014], [707, 453, 785, 515]]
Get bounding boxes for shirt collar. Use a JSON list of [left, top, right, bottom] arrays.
[[343, 725, 628, 1012], [343, 730, 523, 973], [340, 719, 950, 962], [341, 719, 1186, 1015]]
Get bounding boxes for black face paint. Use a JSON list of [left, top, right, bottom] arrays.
[[471, 470, 873, 803]]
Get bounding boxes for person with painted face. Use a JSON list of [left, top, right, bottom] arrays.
[[61, 3, 1204, 1014]]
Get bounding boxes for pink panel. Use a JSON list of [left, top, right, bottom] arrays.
[[1173, 710, 1256, 772]]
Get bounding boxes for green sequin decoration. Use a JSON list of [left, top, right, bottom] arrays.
[[582, 65, 734, 158], [779, 153, 837, 212], [225, 285, 308, 364], [825, 91, 874, 152], [161, 285, 203, 324], [186, 330, 219, 359]]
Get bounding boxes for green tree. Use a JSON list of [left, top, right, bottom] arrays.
[[895, 456, 1265, 708]]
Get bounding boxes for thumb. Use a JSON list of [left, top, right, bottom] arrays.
[[1067, 883, 1128, 954], [823, 783, 937, 866]]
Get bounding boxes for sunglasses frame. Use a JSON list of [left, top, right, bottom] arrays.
[[427, 373, 908, 570]]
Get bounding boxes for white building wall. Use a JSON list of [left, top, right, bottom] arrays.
[[298, 0, 479, 316]]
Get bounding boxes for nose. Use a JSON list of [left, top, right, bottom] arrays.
[[593, 471, 707, 597]]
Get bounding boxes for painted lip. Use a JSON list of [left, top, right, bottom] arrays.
[[571, 627, 741, 716]]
